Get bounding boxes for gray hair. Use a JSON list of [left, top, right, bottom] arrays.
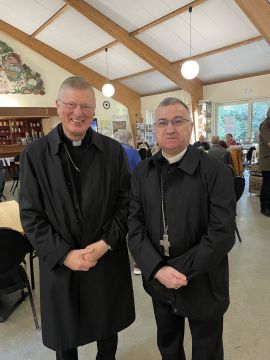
[[156, 97, 191, 119], [57, 76, 95, 100], [211, 135, 220, 145], [113, 129, 132, 146]]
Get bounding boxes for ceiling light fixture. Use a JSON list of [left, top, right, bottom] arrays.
[[181, 6, 199, 80], [102, 48, 115, 98]]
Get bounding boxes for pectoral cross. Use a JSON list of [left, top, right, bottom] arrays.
[[160, 234, 170, 257]]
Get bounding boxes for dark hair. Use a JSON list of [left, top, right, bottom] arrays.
[[219, 140, 228, 149], [156, 97, 191, 119]]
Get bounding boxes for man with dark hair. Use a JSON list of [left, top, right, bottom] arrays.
[[128, 97, 236, 360], [19, 76, 135, 360]]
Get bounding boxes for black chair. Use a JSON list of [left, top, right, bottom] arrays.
[[0, 228, 39, 328], [4, 159, 20, 195], [234, 176, 245, 243], [0, 167, 6, 201], [245, 146, 256, 165]]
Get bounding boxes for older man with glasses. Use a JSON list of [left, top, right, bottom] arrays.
[[128, 97, 236, 360], [19, 76, 135, 360]]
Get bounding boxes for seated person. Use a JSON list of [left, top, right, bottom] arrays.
[[226, 133, 237, 146], [208, 136, 232, 164], [193, 134, 210, 151], [137, 141, 152, 159]]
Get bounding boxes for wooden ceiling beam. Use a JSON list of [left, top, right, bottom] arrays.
[[76, 41, 118, 62], [234, 0, 270, 45], [130, 0, 208, 36], [0, 20, 140, 109], [173, 35, 264, 65], [31, 4, 69, 37], [64, 0, 202, 95]]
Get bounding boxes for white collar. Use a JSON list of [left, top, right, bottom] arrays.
[[162, 148, 187, 164]]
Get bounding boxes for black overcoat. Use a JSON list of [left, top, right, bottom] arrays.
[[19, 126, 135, 350], [128, 145, 236, 320]]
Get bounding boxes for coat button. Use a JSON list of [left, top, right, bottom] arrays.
[[173, 308, 178, 314], [168, 299, 172, 305]]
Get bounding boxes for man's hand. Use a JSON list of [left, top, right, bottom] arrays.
[[84, 240, 109, 262], [63, 248, 97, 271], [154, 266, 188, 289]]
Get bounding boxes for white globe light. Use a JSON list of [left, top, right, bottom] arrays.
[[102, 83, 115, 97], [181, 60, 199, 80]]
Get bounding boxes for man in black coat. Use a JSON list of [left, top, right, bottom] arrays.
[[128, 97, 236, 360], [19, 76, 135, 360], [193, 134, 210, 151]]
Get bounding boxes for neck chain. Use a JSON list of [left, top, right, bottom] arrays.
[[160, 173, 168, 237], [64, 143, 80, 173]]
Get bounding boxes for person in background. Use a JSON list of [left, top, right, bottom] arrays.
[[114, 129, 142, 275], [226, 133, 237, 146], [193, 134, 210, 151], [151, 143, 160, 156], [259, 107, 270, 217], [137, 140, 152, 159], [128, 97, 236, 360], [19, 76, 135, 360], [208, 135, 232, 165], [113, 129, 141, 173]]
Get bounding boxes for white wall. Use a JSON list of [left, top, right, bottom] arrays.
[[203, 74, 270, 103], [141, 90, 192, 121]]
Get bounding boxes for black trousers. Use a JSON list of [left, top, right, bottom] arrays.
[[56, 334, 118, 360], [152, 299, 224, 360], [260, 171, 270, 210]]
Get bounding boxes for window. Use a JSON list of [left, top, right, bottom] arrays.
[[216, 99, 270, 143], [217, 103, 248, 143], [251, 101, 270, 142]]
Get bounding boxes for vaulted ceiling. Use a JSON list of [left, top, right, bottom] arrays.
[[0, 0, 270, 109]]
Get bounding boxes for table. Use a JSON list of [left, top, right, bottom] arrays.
[[0, 201, 35, 322], [0, 200, 23, 233]]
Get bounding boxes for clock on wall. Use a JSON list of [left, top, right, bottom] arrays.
[[103, 101, 110, 109]]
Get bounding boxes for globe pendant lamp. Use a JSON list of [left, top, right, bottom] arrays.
[[102, 48, 115, 97], [181, 6, 199, 80]]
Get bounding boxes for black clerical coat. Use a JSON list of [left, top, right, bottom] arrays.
[[128, 145, 236, 320], [19, 126, 135, 350]]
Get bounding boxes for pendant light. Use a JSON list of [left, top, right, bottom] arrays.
[[102, 48, 115, 97], [181, 6, 199, 80]]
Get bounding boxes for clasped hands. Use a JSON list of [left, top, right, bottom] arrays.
[[154, 265, 188, 289], [63, 240, 108, 271]]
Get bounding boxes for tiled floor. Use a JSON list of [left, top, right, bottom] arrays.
[[0, 173, 269, 359]]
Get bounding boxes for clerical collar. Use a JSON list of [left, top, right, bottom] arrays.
[[162, 148, 187, 164], [72, 140, 82, 147], [59, 124, 91, 147]]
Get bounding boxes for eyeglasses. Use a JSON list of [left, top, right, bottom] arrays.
[[155, 116, 190, 128], [58, 100, 94, 112]]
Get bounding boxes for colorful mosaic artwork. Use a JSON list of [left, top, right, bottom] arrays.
[[0, 40, 45, 95]]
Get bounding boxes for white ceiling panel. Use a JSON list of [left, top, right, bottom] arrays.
[[84, 0, 191, 32], [35, 7, 115, 59], [198, 40, 270, 83], [137, 0, 260, 62], [81, 44, 152, 80], [0, 0, 65, 35], [120, 71, 179, 95]]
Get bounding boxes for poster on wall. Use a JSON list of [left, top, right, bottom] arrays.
[[0, 40, 45, 95], [112, 121, 127, 134], [100, 119, 112, 136]]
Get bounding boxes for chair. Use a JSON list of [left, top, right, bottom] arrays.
[[0, 167, 6, 201], [4, 159, 20, 195], [234, 176, 245, 243], [0, 228, 39, 328]]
